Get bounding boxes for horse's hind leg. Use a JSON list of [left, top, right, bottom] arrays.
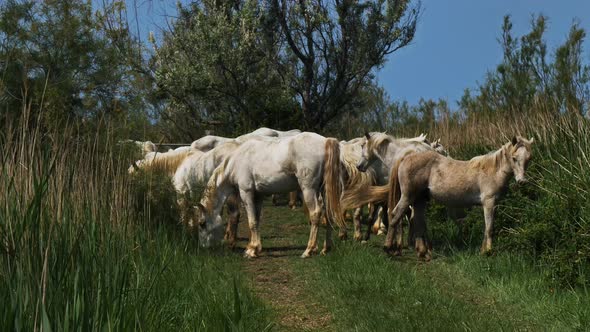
[[301, 189, 321, 258], [321, 212, 333, 255], [364, 203, 381, 241], [412, 198, 431, 261], [288, 191, 298, 210], [384, 195, 411, 255]]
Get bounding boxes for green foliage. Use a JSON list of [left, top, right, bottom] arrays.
[[272, 0, 420, 130], [0, 116, 272, 330], [0, 0, 152, 137], [154, 0, 420, 134], [460, 15, 590, 117], [154, 0, 300, 139]]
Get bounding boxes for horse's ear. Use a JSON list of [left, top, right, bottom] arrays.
[[511, 136, 518, 146], [364, 132, 371, 140], [143, 141, 156, 153]]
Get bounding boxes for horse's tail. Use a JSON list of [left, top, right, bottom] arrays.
[[387, 157, 403, 214], [340, 184, 389, 210], [323, 138, 346, 229]]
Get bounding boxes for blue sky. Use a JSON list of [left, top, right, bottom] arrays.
[[129, 0, 590, 107], [376, 0, 590, 106]]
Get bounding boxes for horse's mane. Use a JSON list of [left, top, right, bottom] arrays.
[[340, 142, 375, 190], [200, 159, 228, 213], [468, 143, 511, 173], [144, 150, 194, 175]]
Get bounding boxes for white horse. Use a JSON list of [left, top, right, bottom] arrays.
[[195, 132, 345, 258], [342, 132, 441, 248], [191, 128, 302, 152], [191, 136, 234, 152], [173, 141, 243, 247]]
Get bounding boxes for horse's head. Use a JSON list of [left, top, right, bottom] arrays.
[[127, 160, 143, 174], [431, 139, 449, 156], [195, 203, 225, 247], [508, 136, 534, 184], [357, 132, 383, 172]]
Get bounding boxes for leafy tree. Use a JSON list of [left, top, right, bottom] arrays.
[[460, 15, 590, 117], [271, 0, 420, 131], [0, 0, 148, 136], [154, 0, 300, 140], [154, 0, 420, 135]]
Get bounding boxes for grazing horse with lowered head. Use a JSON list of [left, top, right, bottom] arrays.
[[173, 141, 245, 247], [195, 132, 345, 258]]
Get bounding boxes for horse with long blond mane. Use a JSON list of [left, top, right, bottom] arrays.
[[342, 132, 442, 248], [339, 133, 435, 242], [343, 136, 534, 260], [195, 132, 345, 258]]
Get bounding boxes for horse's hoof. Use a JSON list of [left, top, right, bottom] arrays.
[[338, 233, 348, 241], [418, 253, 431, 262], [393, 249, 402, 256], [354, 234, 363, 242], [377, 230, 385, 236], [320, 248, 330, 256], [361, 240, 368, 245], [244, 249, 258, 259]]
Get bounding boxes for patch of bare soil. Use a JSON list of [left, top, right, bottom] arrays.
[[237, 206, 333, 331]]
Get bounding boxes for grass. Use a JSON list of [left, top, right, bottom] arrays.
[[221, 198, 590, 331], [0, 116, 273, 331], [3, 106, 590, 331]]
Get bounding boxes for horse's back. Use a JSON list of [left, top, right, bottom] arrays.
[[411, 153, 481, 206]]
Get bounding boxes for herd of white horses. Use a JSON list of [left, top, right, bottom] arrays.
[[127, 127, 534, 260]]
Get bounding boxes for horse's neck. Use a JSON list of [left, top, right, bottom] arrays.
[[201, 181, 232, 218], [379, 141, 401, 168], [368, 159, 389, 185], [482, 145, 513, 186]]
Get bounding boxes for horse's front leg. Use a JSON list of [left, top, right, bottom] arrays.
[[481, 198, 495, 255], [224, 194, 240, 249], [240, 189, 262, 258], [301, 189, 321, 258], [353, 207, 363, 241], [177, 196, 193, 231]]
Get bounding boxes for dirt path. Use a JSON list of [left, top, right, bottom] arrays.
[[237, 203, 333, 331], [233, 201, 541, 331]]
